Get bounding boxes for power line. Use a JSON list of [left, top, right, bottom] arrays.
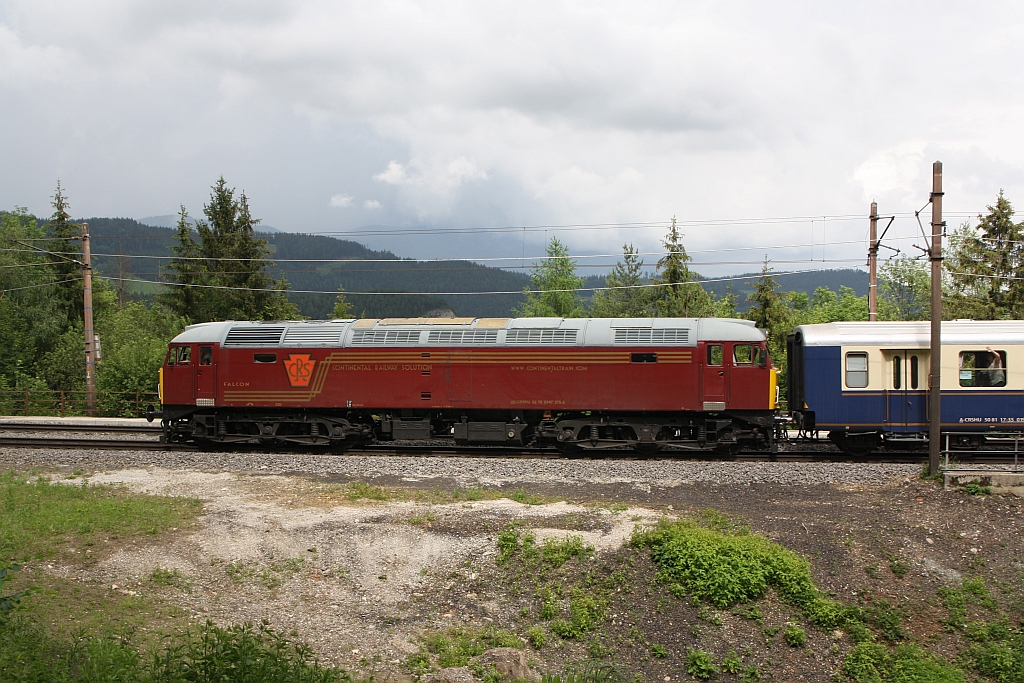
[[0, 277, 82, 294], [102, 269, 843, 297]]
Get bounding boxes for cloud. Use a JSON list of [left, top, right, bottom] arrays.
[[852, 141, 927, 203], [1, 1, 1023, 266]]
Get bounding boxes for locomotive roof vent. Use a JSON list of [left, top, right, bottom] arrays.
[[282, 324, 347, 346], [614, 328, 690, 345], [223, 325, 286, 346], [351, 329, 423, 345], [505, 329, 578, 345], [426, 330, 499, 344]]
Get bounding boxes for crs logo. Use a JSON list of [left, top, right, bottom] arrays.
[[283, 354, 316, 387]]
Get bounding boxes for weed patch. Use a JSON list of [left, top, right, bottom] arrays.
[[410, 626, 522, 673], [632, 518, 856, 628], [344, 481, 390, 501], [963, 480, 992, 496], [840, 642, 964, 682], [0, 471, 201, 559]]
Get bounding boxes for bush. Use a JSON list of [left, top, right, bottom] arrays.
[[784, 623, 806, 647], [684, 648, 717, 680], [632, 518, 857, 627]]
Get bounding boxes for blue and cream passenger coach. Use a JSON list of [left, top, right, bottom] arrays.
[[787, 321, 1024, 454]]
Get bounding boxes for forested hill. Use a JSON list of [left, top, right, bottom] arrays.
[[82, 217, 866, 318], [83, 218, 530, 318]]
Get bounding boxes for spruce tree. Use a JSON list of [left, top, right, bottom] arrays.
[[589, 244, 653, 317], [975, 190, 1024, 318], [332, 285, 355, 318], [652, 217, 712, 317], [514, 237, 584, 317], [158, 207, 210, 321], [746, 258, 789, 361], [46, 181, 84, 322], [162, 178, 299, 323]]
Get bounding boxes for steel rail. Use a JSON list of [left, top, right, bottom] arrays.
[[0, 422, 162, 434], [2, 434, 1023, 465]]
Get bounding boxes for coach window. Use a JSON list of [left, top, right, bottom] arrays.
[[909, 355, 919, 389], [959, 350, 1007, 387], [892, 355, 901, 389], [845, 352, 868, 388], [177, 346, 191, 365]]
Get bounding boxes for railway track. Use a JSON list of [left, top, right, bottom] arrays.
[[2, 421, 1023, 464], [3, 431, 1024, 465]]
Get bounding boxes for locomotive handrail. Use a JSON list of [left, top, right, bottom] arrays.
[[0, 390, 160, 418]]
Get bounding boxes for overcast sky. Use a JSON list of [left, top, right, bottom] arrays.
[[2, 1, 1023, 274]]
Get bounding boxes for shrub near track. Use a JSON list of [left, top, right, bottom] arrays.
[[631, 518, 857, 628]]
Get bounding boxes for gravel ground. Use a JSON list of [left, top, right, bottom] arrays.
[[0, 447, 922, 489]]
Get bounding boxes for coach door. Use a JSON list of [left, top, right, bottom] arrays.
[[194, 345, 216, 405], [886, 350, 928, 431], [701, 343, 728, 409]]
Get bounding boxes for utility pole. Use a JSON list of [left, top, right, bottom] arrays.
[[82, 221, 97, 416], [928, 162, 943, 476], [868, 201, 878, 321]]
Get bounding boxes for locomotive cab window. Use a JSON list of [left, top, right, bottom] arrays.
[[959, 350, 1006, 387], [845, 352, 868, 388], [176, 346, 191, 365], [733, 344, 765, 366], [707, 344, 723, 366], [199, 346, 213, 366], [166, 348, 176, 365]]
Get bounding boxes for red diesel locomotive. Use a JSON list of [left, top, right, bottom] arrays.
[[157, 316, 779, 453]]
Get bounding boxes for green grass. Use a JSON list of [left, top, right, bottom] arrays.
[[0, 471, 201, 559], [343, 481, 390, 501], [0, 615, 352, 683]]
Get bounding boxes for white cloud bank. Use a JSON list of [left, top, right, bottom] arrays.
[[1, 1, 1023, 264]]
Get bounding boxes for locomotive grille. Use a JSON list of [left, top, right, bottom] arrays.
[[426, 330, 499, 344], [505, 329, 578, 344], [614, 328, 690, 345], [351, 329, 423, 345], [223, 326, 286, 346], [282, 326, 345, 346]]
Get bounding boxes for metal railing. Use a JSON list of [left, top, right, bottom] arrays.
[[0, 390, 160, 418]]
